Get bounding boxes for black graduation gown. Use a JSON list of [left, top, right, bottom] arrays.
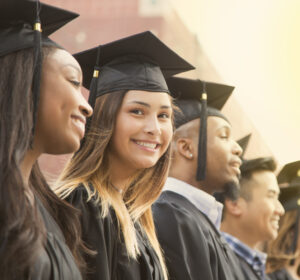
[[268, 269, 296, 280], [235, 253, 269, 280], [152, 191, 246, 280], [32, 197, 82, 280], [66, 186, 165, 280]]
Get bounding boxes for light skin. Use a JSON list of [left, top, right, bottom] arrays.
[[169, 116, 242, 194], [221, 170, 285, 248], [108, 90, 173, 191], [20, 48, 93, 186]]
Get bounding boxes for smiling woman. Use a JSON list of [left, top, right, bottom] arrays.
[[54, 31, 194, 280], [0, 1, 92, 279]]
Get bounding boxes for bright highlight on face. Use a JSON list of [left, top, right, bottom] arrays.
[[34, 48, 93, 155], [109, 90, 173, 174]]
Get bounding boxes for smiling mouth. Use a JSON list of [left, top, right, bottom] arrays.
[[133, 140, 160, 150], [71, 116, 86, 138]]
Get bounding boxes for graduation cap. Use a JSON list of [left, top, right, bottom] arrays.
[[237, 134, 251, 159], [167, 77, 234, 181], [0, 0, 78, 139], [278, 161, 300, 255], [73, 31, 195, 109]]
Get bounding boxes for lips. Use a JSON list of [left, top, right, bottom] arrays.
[[270, 217, 280, 230], [132, 140, 161, 151], [71, 114, 86, 139], [229, 158, 242, 175]]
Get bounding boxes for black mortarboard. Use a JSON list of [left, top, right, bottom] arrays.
[[0, 0, 78, 140], [74, 31, 194, 108], [167, 77, 234, 181], [237, 134, 252, 159], [278, 161, 300, 255]]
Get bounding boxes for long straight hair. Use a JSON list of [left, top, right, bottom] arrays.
[[55, 90, 172, 279], [266, 210, 299, 273], [0, 46, 85, 278]]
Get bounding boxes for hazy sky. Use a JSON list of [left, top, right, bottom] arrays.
[[169, 0, 300, 165]]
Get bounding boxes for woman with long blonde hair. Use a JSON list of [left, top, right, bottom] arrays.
[[54, 31, 194, 280], [267, 161, 300, 280]]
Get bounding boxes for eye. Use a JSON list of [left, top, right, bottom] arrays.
[[70, 80, 81, 87], [130, 109, 144, 115], [220, 135, 229, 140], [158, 112, 170, 119]]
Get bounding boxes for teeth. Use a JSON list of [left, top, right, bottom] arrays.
[[135, 141, 157, 149]]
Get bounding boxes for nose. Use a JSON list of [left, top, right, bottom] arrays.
[[79, 95, 93, 118], [144, 115, 161, 136], [232, 140, 243, 157], [276, 200, 285, 216]]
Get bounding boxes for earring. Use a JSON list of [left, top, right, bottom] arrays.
[[189, 153, 193, 158]]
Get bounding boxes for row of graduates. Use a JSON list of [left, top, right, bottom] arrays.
[[1, 0, 299, 279]]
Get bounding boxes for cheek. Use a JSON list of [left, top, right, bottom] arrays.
[[161, 123, 173, 146]]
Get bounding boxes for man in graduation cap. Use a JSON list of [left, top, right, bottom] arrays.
[[216, 156, 284, 280], [267, 161, 300, 280], [152, 77, 246, 280]]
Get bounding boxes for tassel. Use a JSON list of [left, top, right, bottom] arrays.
[[196, 82, 207, 181], [78, 46, 101, 150], [30, 0, 42, 147]]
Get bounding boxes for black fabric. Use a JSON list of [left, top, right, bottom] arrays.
[[152, 191, 246, 280], [268, 269, 295, 280], [66, 186, 165, 280], [74, 31, 194, 94], [237, 134, 252, 159], [277, 161, 300, 185], [92, 54, 170, 97], [0, 0, 78, 57], [32, 197, 82, 280]]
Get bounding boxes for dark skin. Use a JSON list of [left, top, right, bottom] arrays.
[[169, 116, 242, 194], [20, 49, 92, 188]]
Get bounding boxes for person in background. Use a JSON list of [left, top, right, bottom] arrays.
[[152, 77, 246, 280], [267, 161, 300, 280], [54, 31, 194, 280], [0, 0, 93, 279], [216, 157, 284, 280]]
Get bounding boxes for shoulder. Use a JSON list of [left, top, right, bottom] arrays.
[[153, 191, 210, 240], [153, 191, 209, 230]]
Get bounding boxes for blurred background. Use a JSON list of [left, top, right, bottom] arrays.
[[40, 0, 300, 180]]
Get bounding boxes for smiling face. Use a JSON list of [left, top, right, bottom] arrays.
[[108, 90, 173, 174], [202, 116, 242, 191], [239, 171, 285, 243], [34, 48, 93, 154]]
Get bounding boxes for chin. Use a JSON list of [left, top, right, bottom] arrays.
[[133, 158, 158, 169]]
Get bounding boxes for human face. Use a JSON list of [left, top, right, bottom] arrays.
[[203, 117, 242, 191], [109, 90, 173, 174], [239, 171, 285, 243], [34, 49, 93, 154]]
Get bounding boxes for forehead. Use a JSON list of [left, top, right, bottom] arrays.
[[122, 90, 171, 106], [43, 48, 82, 73], [250, 170, 279, 193], [207, 116, 231, 131]]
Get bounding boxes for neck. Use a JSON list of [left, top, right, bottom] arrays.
[[20, 148, 41, 187], [221, 219, 259, 249], [108, 156, 137, 192], [169, 163, 213, 194]]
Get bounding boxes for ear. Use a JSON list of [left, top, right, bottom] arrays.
[[224, 198, 244, 217], [176, 138, 195, 160]]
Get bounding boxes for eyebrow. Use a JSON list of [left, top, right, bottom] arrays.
[[129, 101, 171, 109]]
